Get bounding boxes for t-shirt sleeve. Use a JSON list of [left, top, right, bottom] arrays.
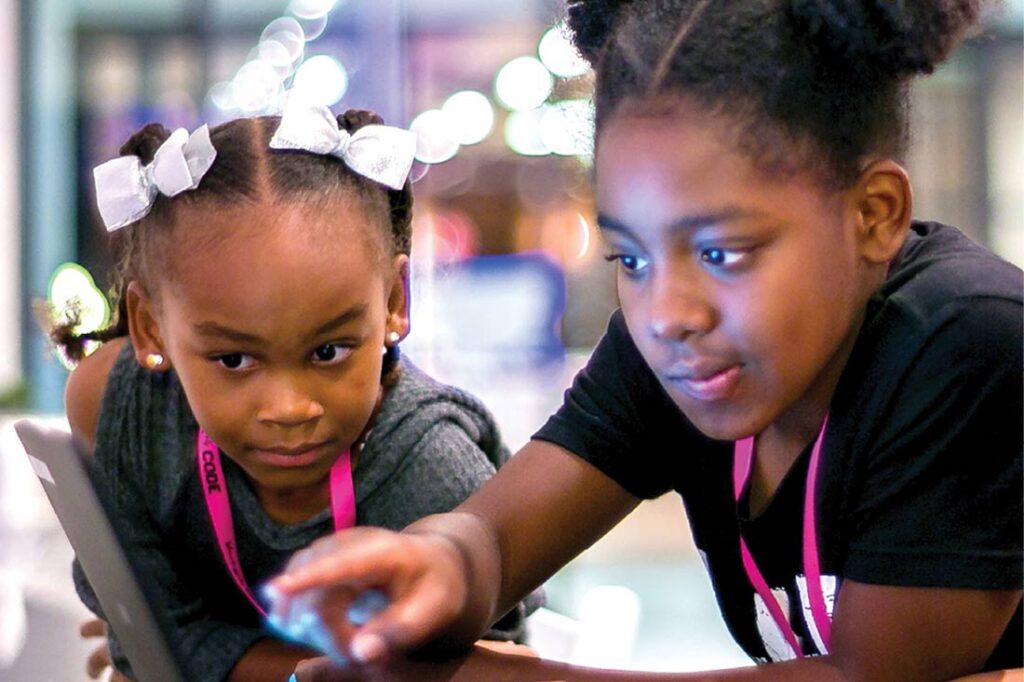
[[533, 310, 694, 499], [842, 297, 1023, 590]]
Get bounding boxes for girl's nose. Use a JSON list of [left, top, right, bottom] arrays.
[[648, 272, 717, 342], [257, 381, 325, 427]]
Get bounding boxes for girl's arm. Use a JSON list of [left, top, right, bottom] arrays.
[[272, 439, 1020, 681], [291, 581, 1022, 682], [446, 439, 643, 634], [227, 639, 319, 681], [269, 439, 641, 655], [292, 581, 1021, 682], [65, 336, 127, 451]]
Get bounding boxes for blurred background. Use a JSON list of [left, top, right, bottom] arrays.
[[0, 0, 1020, 678]]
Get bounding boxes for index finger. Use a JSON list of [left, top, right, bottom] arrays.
[[270, 536, 403, 597]]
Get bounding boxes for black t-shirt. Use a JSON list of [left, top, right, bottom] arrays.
[[535, 222, 1023, 669]]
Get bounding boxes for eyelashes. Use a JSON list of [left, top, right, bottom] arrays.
[[699, 247, 745, 268], [211, 344, 354, 373], [216, 353, 255, 371], [604, 253, 650, 274], [604, 246, 749, 276], [310, 344, 353, 365]]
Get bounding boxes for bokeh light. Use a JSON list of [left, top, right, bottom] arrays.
[[260, 17, 306, 62], [441, 90, 494, 146], [48, 264, 109, 334], [291, 55, 349, 107], [494, 56, 554, 112], [208, 81, 239, 113], [258, 38, 298, 80], [538, 23, 590, 79], [288, 0, 340, 20], [232, 59, 284, 114], [410, 109, 460, 164], [504, 108, 550, 156], [295, 13, 329, 42], [576, 212, 593, 259], [47, 263, 111, 368]]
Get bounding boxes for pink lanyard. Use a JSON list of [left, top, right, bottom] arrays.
[[732, 416, 832, 657], [196, 430, 356, 617]]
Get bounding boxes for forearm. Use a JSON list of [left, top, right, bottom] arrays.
[[295, 646, 851, 681], [457, 441, 640, 622], [403, 511, 504, 649], [227, 638, 320, 682], [453, 654, 845, 682], [403, 443, 641, 650]]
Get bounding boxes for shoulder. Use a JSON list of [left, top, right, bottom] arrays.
[[358, 417, 499, 529], [829, 229, 1022, 492], [65, 337, 131, 452], [857, 222, 1022, 380], [881, 221, 1022, 323], [376, 358, 507, 458], [357, 358, 510, 495]]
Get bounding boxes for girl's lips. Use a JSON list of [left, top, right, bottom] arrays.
[[669, 365, 742, 402], [252, 442, 331, 469]]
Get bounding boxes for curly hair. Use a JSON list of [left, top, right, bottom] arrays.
[[53, 109, 414, 366], [567, 0, 986, 186]]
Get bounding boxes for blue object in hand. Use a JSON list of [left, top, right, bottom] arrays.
[[346, 589, 391, 626], [263, 588, 390, 666]]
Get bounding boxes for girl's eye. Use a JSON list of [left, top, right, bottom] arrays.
[[700, 247, 745, 268], [216, 353, 255, 371], [605, 253, 650, 274], [312, 343, 352, 365]]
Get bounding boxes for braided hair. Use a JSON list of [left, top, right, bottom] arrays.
[[567, 0, 986, 186], [52, 109, 413, 377]]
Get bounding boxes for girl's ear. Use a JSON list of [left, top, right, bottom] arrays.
[[385, 255, 411, 343], [125, 281, 172, 372], [851, 159, 913, 265]]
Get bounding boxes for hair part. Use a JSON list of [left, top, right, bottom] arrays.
[[569, 0, 986, 187], [53, 109, 414, 364]]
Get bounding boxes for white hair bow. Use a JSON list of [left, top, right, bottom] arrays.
[[269, 104, 416, 191], [93, 126, 217, 232]]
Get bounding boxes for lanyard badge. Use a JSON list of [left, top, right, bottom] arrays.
[[732, 416, 833, 657], [196, 430, 356, 616]]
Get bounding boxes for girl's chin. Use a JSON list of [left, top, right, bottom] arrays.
[[672, 399, 764, 442]]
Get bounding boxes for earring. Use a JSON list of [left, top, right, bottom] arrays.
[[386, 331, 400, 346], [145, 353, 165, 369]]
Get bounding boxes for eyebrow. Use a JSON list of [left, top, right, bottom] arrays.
[[597, 207, 764, 238], [312, 304, 369, 336], [192, 304, 369, 345]]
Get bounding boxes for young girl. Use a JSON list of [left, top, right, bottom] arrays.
[[266, 1, 1022, 680], [55, 104, 534, 682]]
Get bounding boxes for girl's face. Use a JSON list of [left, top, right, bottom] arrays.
[[596, 110, 869, 441], [142, 198, 406, 498]]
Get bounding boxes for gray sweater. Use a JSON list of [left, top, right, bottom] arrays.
[[74, 343, 524, 681]]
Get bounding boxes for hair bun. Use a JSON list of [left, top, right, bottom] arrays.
[[338, 109, 386, 134], [567, 0, 635, 65], [118, 122, 173, 163], [788, 0, 983, 79]]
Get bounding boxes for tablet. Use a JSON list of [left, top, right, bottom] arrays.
[[14, 419, 189, 682]]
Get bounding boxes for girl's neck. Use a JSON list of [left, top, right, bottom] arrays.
[[257, 476, 332, 525]]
